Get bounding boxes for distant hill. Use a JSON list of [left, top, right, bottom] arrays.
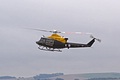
[[50, 73, 120, 80], [1, 73, 120, 80], [81, 73, 120, 78], [33, 73, 64, 80], [0, 76, 16, 79], [72, 73, 120, 78]]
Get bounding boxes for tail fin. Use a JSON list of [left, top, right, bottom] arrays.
[[87, 38, 95, 47], [87, 35, 101, 47]]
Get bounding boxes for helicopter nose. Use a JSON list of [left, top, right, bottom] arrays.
[[36, 41, 39, 44]]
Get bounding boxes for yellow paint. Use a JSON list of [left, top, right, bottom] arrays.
[[48, 34, 67, 43]]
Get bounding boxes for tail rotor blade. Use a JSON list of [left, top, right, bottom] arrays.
[[96, 38, 101, 42]]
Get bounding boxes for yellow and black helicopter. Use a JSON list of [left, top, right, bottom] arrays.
[[31, 29, 101, 52]]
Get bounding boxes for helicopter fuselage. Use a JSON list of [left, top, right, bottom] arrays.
[[36, 37, 65, 48], [36, 36, 95, 51]]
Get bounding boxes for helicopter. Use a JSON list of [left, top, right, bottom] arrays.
[[31, 29, 101, 52]]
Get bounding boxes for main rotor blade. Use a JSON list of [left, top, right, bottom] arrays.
[[24, 28, 63, 33], [24, 28, 51, 32], [61, 32, 92, 35], [24, 28, 92, 35]]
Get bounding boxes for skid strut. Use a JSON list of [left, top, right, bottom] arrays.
[[38, 46, 62, 52]]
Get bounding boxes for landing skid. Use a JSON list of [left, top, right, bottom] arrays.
[[38, 46, 62, 52]]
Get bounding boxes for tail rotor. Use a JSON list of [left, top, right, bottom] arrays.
[[90, 35, 101, 42]]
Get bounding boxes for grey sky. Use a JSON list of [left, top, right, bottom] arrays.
[[0, 0, 120, 77]]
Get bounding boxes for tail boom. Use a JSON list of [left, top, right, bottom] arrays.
[[66, 38, 97, 49]]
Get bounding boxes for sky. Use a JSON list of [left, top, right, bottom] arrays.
[[0, 0, 120, 77]]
